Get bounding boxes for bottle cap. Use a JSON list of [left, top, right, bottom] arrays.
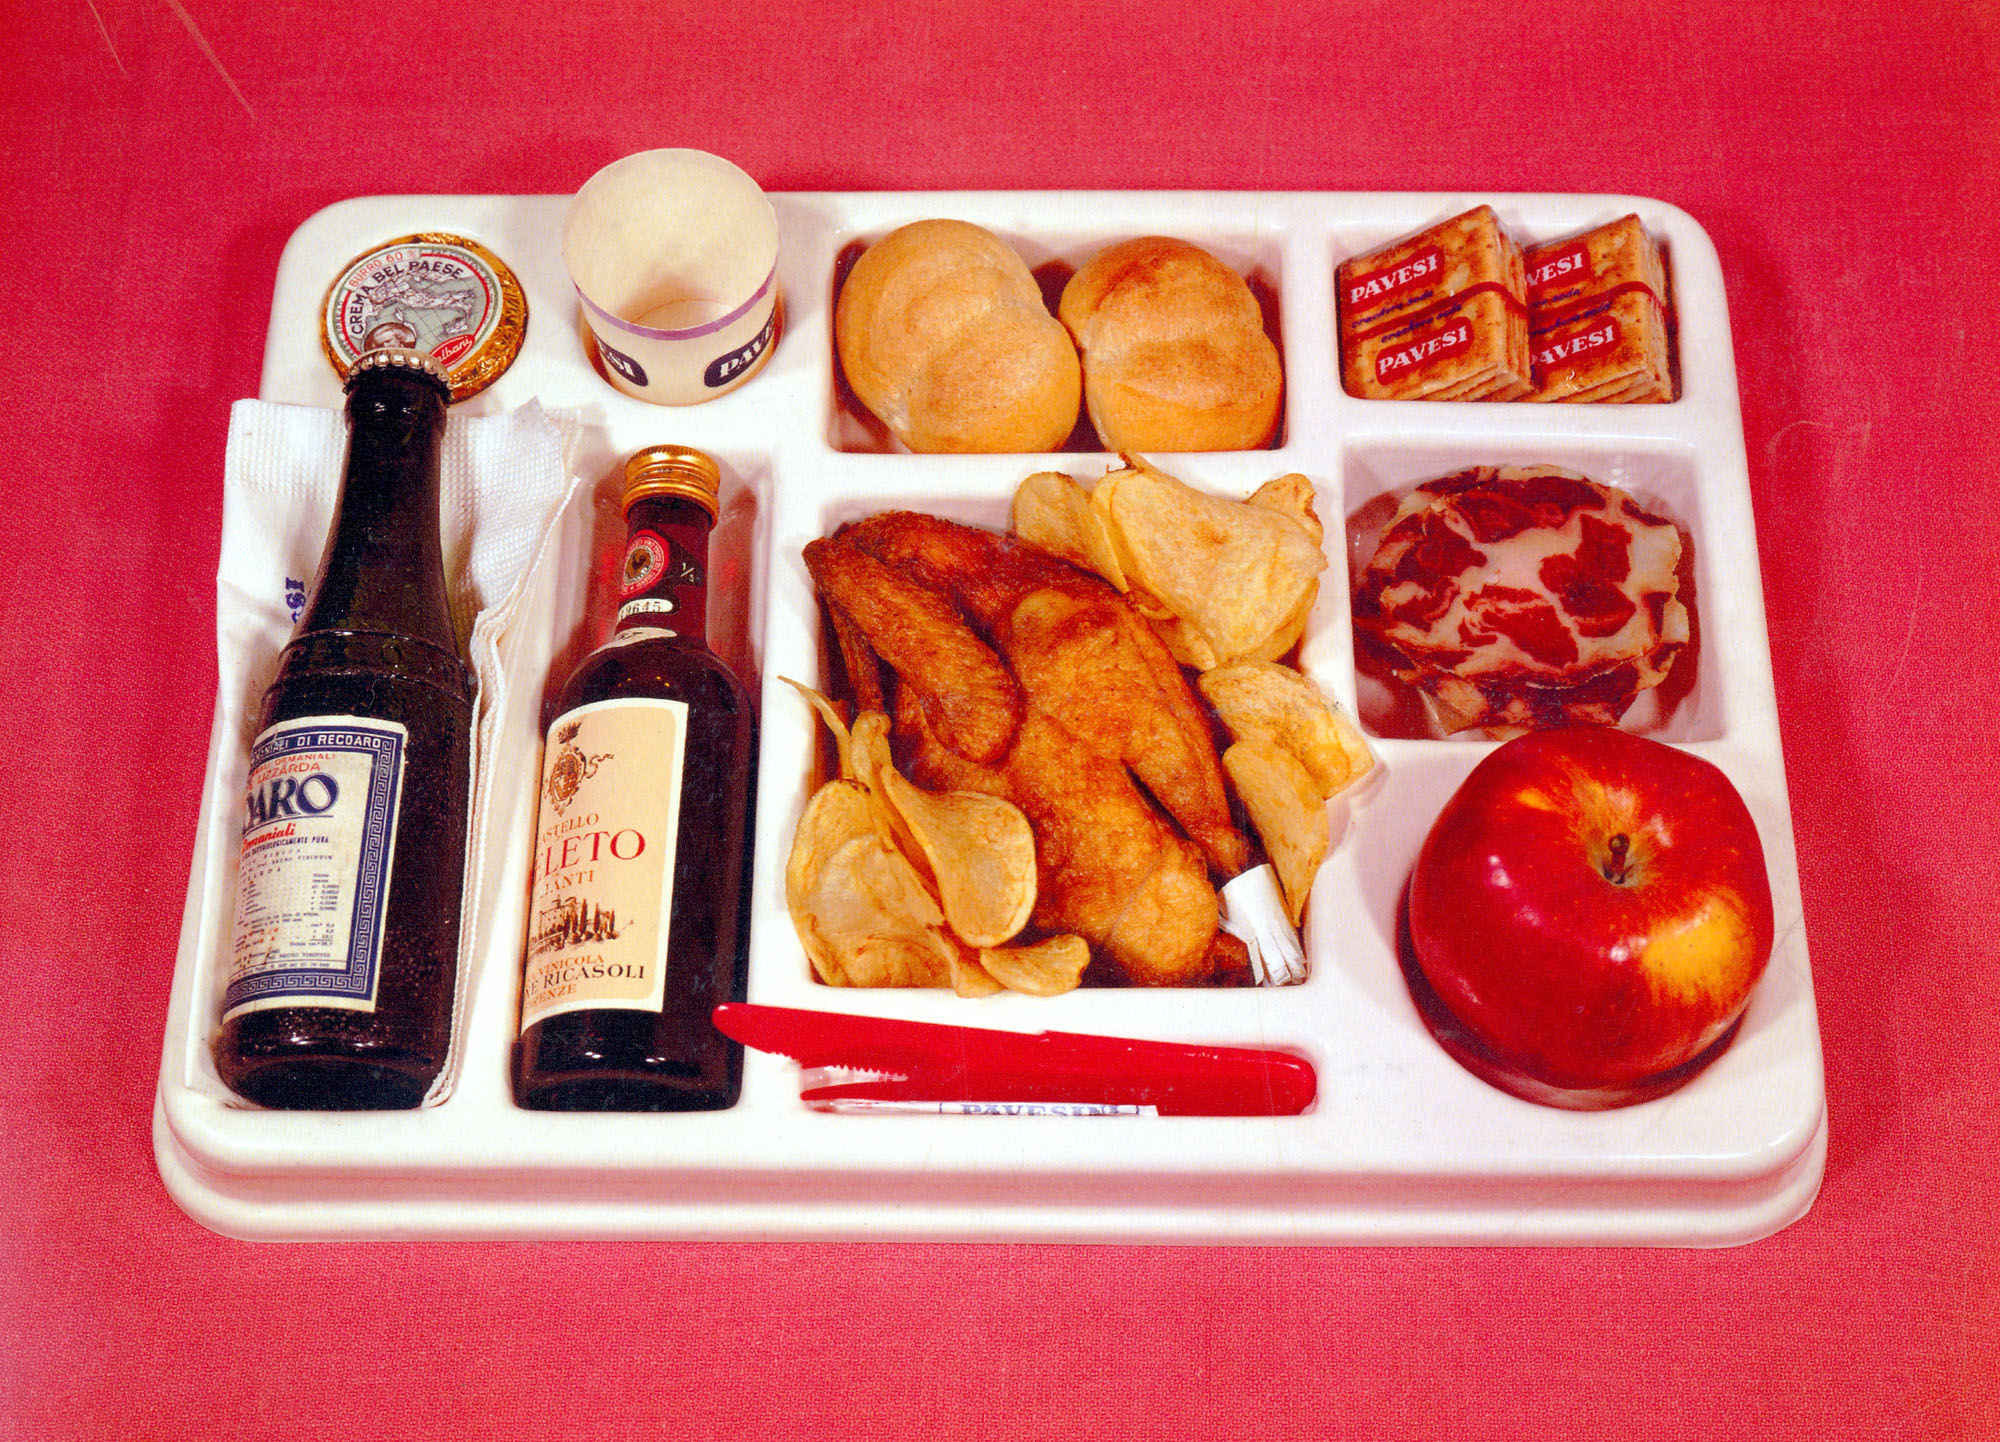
[[623, 445, 722, 520], [320, 232, 529, 402], [345, 346, 454, 394]]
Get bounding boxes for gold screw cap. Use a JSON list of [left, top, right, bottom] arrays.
[[623, 445, 721, 519]]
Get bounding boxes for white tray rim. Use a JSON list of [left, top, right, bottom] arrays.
[[157, 187, 1825, 1245]]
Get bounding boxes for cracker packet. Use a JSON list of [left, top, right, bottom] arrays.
[[1338, 205, 1531, 401], [1525, 214, 1674, 403]]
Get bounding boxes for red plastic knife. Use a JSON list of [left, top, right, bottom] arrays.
[[713, 1002, 1316, 1116]]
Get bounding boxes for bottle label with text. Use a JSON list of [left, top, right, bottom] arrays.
[[520, 698, 689, 1032], [223, 717, 408, 1021]]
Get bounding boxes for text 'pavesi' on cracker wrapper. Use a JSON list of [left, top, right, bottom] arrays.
[[1525, 214, 1675, 403], [1337, 205, 1531, 401]]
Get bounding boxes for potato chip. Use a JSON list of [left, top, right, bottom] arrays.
[[1147, 613, 1220, 671], [1086, 464, 1145, 591], [1199, 662, 1375, 800], [1012, 471, 1128, 590], [847, 710, 894, 789], [1247, 472, 1324, 546], [786, 782, 958, 987], [878, 765, 1038, 947], [947, 945, 1007, 997], [784, 676, 856, 783], [784, 779, 875, 913], [1232, 579, 1318, 665], [821, 928, 954, 989], [810, 865, 946, 985], [786, 692, 1050, 986], [978, 934, 1091, 996], [1223, 740, 1328, 926], [1099, 457, 1326, 666], [831, 709, 928, 887]]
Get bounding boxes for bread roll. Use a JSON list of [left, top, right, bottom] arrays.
[[835, 220, 1081, 453], [1059, 237, 1283, 452]]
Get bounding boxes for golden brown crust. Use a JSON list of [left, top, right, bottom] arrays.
[[834, 219, 1081, 453], [834, 511, 1249, 878], [899, 698, 1221, 987], [803, 535, 1024, 764], [999, 585, 1250, 877], [814, 510, 1248, 985], [1059, 237, 1283, 452]]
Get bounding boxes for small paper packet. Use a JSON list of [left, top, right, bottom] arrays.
[[1525, 214, 1674, 403], [1338, 205, 1531, 401], [1219, 865, 1307, 986]]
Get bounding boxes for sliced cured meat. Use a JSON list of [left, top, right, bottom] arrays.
[[1352, 466, 1690, 735]]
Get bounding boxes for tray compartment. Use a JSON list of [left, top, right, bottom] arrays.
[[824, 211, 1293, 455], [1339, 433, 1721, 742]]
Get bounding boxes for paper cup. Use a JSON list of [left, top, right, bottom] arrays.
[[563, 150, 780, 405]]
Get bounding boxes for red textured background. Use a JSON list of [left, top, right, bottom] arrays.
[[4, 2, 1997, 1436]]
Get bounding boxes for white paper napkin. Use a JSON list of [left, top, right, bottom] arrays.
[[210, 396, 585, 1106]]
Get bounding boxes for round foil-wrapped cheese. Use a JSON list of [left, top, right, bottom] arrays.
[[1352, 466, 1689, 735]]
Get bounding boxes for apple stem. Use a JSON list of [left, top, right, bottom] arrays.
[[1604, 833, 1630, 884]]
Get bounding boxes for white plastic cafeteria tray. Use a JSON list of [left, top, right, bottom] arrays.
[[156, 189, 1825, 1244]]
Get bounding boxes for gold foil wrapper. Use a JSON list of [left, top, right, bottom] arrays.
[[320, 232, 529, 402]]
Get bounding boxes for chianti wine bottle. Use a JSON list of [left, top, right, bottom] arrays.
[[513, 445, 757, 1111]]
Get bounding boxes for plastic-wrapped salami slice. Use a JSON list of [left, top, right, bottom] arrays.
[[1351, 465, 1690, 736]]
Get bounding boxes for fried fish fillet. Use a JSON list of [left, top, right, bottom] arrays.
[[896, 694, 1230, 986], [830, 511, 1248, 876], [808, 512, 1251, 985]]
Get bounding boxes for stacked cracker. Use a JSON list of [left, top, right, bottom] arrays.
[[1525, 214, 1674, 402], [1338, 205, 1531, 401]]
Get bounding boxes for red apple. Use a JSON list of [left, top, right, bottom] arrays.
[[1406, 726, 1773, 1105]]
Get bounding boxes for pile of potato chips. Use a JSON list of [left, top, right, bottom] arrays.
[[1012, 457, 1376, 925], [784, 681, 1091, 996], [1201, 662, 1373, 923], [1012, 456, 1324, 671]]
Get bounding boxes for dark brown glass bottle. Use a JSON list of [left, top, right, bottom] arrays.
[[217, 349, 472, 1110], [513, 445, 757, 1111]]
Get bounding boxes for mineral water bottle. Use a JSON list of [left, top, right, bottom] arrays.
[[217, 348, 472, 1109]]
